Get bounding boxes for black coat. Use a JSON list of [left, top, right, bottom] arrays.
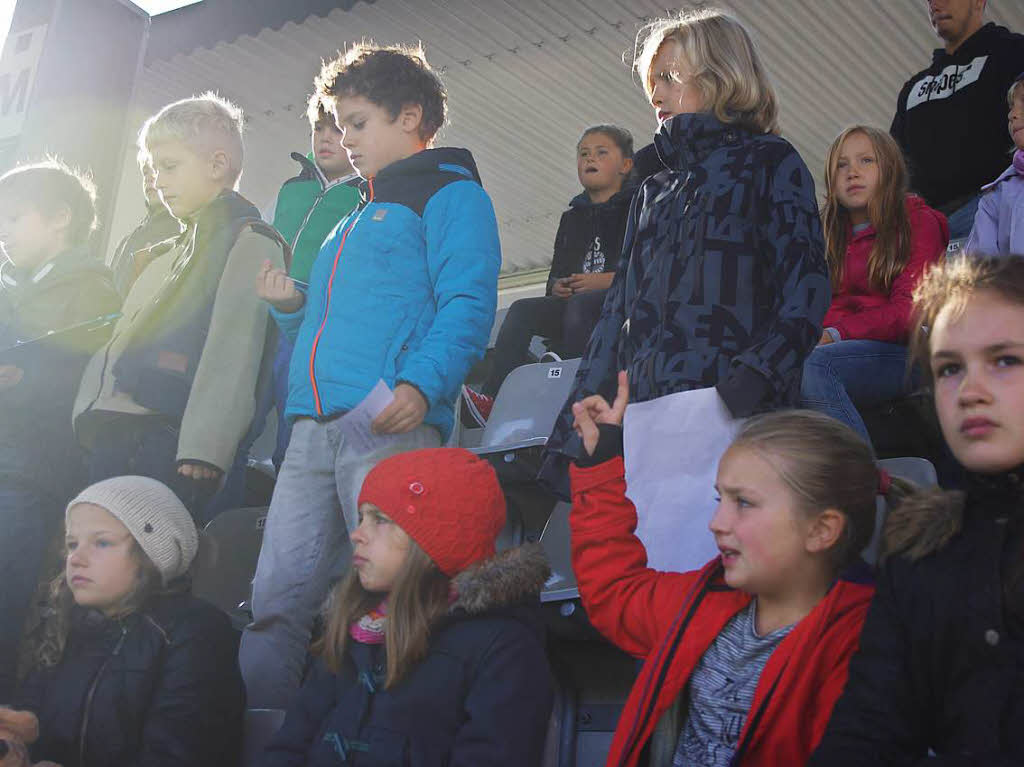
[[259, 545, 554, 767], [545, 187, 633, 295], [810, 476, 1024, 766], [17, 593, 246, 767]]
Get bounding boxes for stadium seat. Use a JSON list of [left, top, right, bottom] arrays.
[[469, 358, 581, 455], [192, 506, 268, 628], [243, 708, 286, 766]]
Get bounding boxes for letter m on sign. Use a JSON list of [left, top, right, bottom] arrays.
[[0, 25, 48, 142]]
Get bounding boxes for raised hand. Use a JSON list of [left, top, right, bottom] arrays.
[[257, 260, 304, 314], [572, 370, 629, 456]]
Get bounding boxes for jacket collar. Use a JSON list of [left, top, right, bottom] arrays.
[[449, 543, 550, 615], [653, 112, 748, 173], [0, 243, 96, 290], [569, 184, 637, 209]]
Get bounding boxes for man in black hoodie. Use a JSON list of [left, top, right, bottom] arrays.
[[462, 125, 634, 426], [892, 0, 1024, 238]]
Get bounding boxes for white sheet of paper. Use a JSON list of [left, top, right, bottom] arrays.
[[338, 379, 405, 455], [623, 386, 742, 573]]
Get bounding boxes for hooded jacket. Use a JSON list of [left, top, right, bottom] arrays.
[[258, 545, 554, 767], [272, 148, 501, 442], [545, 186, 633, 295], [810, 474, 1024, 766], [272, 152, 361, 284], [823, 195, 949, 343], [966, 161, 1024, 257], [17, 593, 246, 767], [891, 22, 1024, 212], [540, 113, 829, 494], [570, 453, 874, 767], [0, 246, 120, 492]]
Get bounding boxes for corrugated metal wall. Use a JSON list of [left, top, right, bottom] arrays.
[[108, 0, 1024, 276]]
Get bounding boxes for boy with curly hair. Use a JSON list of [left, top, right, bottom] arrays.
[[241, 43, 501, 708]]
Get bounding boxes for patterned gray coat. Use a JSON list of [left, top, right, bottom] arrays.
[[540, 112, 829, 494]]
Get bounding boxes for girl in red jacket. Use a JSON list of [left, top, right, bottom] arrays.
[[800, 125, 949, 444], [570, 372, 891, 767]]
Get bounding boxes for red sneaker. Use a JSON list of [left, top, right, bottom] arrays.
[[462, 385, 494, 426]]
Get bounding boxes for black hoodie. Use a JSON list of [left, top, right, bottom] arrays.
[[546, 186, 634, 295], [891, 22, 1024, 212]]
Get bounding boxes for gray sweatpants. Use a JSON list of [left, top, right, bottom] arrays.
[[238, 416, 440, 709]]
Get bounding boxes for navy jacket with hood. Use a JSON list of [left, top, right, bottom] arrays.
[[272, 148, 501, 441], [540, 113, 829, 495], [258, 545, 554, 767]]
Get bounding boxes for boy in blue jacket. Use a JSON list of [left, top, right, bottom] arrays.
[[241, 43, 502, 708]]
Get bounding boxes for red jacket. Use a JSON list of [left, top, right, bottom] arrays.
[[570, 457, 874, 767], [823, 196, 948, 343]]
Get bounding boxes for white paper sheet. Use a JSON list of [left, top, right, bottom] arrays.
[[623, 386, 742, 573], [338, 379, 407, 455]]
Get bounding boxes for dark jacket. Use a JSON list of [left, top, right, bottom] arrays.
[[891, 22, 1024, 212], [17, 593, 246, 767], [0, 246, 120, 493], [540, 113, 829, 494], [272, 153, 361, 284], [545, 187, 633, 295], [259, 545, 554, 767], [109, 206, 182, 297], [810, 474, 1024, 766]]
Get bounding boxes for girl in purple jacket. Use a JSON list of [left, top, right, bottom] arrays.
[[966, 72, 1024, 256]]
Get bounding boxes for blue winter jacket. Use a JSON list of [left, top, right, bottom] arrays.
[[272, 148, 501, 441]]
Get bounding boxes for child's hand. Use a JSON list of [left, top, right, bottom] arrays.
[[572, 370, 629, 456], [566, 273, 610, 294], [552, 278, 573, 299], [0, 365, 23, 391], [371, 384, 428, 435], [257, 260, 304, 314], [178, 462, 222, 481]]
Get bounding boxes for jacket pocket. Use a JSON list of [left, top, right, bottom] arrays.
[[383, 313, 418, 383]]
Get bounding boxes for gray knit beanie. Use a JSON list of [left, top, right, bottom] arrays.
[[66, 476, 199, 584]]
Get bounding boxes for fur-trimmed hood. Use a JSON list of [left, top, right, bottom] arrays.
[[450, 543, 550, 616], [882, 488, 965, 562]]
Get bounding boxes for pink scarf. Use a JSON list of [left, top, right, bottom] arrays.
[[349, 600, 388, 645]]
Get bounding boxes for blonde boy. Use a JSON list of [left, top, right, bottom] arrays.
[[73, 93, 287, 522]]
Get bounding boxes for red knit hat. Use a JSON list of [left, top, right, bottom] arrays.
[[357, 448, 506, 576]]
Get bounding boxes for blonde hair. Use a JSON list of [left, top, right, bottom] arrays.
[[731, 410, 897, 572], [633, 8, 779, 135], [138, 92, 244, 187], [822, 125, 913, 293]]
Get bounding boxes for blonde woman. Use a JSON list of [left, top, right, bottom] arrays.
[[540, 7, 829, 494]]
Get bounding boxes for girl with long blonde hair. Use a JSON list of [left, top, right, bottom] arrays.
[[800, 125, 948, 445]]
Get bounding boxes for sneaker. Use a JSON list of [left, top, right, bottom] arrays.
[[462, 385, 494, 427], [539, 350, 563, 363]]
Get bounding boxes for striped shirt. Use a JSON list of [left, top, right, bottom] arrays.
[[673, 601, 793, 766]]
